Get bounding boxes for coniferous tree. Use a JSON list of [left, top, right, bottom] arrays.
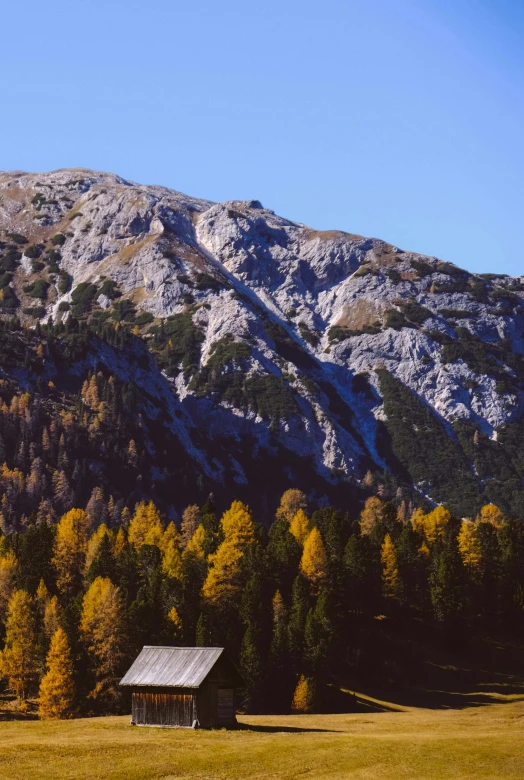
[[300, 527, 329, 594], [0, 589, 39, 701], [38, 627, 75, 719]]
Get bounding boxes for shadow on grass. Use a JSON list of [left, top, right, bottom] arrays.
[[235, 722, 343, 733]]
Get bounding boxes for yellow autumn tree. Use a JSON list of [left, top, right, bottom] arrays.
[[161, 521, 180, 554], [291, 674, 315, 713], [84, 524, 112, 575], [202, 501, 256, 606], [359, 496, 392, 536], [80, 577, 124, 705], [113, 527, 126, 558], [180, 505, 201, 548], [458, 519, 482, 574], [167, 606, 183, 640], [38, 628, 75, 719], [477, 504, 505, 529], [53, 509, 90, 596], [380, 534, 401, 598], [289, 509, 311, 546], [128, 501, 163, 550], [184, 524, 207, 561], [44, 596, 62, 640], [300, 527, 329, 593], [0, 590, 39, 701], [276, 489, 307, 522], [162, 539, 183, 581], [0, 550, 18, 619], [411, 505, 450, 546]]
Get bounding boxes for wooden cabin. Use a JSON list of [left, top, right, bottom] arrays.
[[119, 646, 244, 729]]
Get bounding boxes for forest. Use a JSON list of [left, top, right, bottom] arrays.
[[1, 477, 523, 719]]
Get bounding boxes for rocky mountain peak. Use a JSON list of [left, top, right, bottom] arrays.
[[1, 168, 524, 518]]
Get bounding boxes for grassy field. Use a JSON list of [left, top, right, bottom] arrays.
[[0, 695, 523, 780]]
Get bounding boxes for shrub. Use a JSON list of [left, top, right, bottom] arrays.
[[7, 232, 28, 245], [194, 272, 223, 292], [387, 269, 402, 283], [111, 299, 136, 323], [51, 234, 66, 246], [135, 311, 154, 326], [25, 279, 49, 300], [411, 260, 433, 278], [385, 310, 407, 330], [58, 271, 73, 295], [31, 260, 45, 273], [401, 300, 432, 325], [58, 302, 70, 312], [99, 279, 121, 299], [25, 244, 42, 259]]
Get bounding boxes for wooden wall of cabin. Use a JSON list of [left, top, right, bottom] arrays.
[[131, 688, 197, 727]]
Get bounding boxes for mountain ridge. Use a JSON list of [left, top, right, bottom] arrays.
[[1, 168, 524, 521]]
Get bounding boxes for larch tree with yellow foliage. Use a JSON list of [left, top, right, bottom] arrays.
[[290, 674, 315, 713], [128, 501, 163, 550], [80, 577, 124, 707], [202, 501, 256, 608], [0, 590, 39, 701], [38, 627, 75, 719], [380, 534, 401, 598], [300, 527, 329, 594], [289, 509, 311, 546], [0, 549, 18, 619], [52, 508, 90, 597], [457, 519, 482, 575], [276, 489, 307, 522], [477, 504, 505, 529]]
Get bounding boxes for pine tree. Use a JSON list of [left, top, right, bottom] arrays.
[[343, 534, 381, 615], [287, 575, 309, 666], [0, 590, 39, 700], [289, 509, 311, 546], [300, 527, 329, 594], [38, 627, 75, 719], [290, 674, 315, 713]]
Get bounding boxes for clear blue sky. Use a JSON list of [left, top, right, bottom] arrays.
[[2, 0, 523, 275]]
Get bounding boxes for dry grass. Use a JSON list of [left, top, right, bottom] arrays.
[[0, 695, 523, 780]]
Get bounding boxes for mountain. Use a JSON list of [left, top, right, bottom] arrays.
[[1, 167, 524, 522]]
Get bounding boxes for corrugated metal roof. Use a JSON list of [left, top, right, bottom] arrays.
[[119, 646, 225, 688]]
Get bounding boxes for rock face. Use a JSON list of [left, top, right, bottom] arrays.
[[2, 168, 524, 518]]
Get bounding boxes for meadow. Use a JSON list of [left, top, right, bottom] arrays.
[[0, 693, 523, 780]]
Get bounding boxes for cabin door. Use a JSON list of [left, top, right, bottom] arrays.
[[217, 688, 235, 726]]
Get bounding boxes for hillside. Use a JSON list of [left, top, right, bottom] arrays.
[[2, 168, 524, 520]]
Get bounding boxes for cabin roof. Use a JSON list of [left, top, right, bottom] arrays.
[[119, 646, 228, 688]]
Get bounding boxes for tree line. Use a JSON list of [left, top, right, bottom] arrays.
[[1, 486, 523, 719]]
